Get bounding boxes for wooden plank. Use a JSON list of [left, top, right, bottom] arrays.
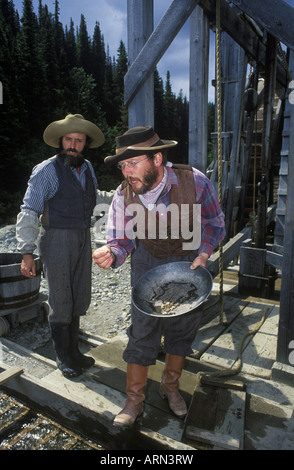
[[240, 306, 279, 378], [0, 366, 23, 385], [230, 0, 294, 51], [221, 33, 248, 239], [266, 250, 283, 270], [127, 0, 154, 127], [0, 341, 193, 450], [199, 0, 288, 87], [124, 0, 200, 105], [184, 382, 246, 450], [200, 302, 274, 370], [207, 225, 252, 276], [186, 426, 241, 450], [277, 50, 294, 364], [189, 6, 209, 173], [191, 296, 249, 357]]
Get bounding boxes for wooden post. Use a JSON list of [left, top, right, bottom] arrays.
[[220, 33, 247, 240], [256, 34, 277, 249], [127, 0, 154, 127], [124, 0, 200, 107], [276, 50, 294, 365], [229, 0, 294, 51], [189, 6, 209, 173]]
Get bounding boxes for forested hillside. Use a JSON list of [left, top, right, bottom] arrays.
[[0, 0, 214, 224]]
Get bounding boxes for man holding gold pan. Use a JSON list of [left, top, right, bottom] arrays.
[[93, 126, 225, 427]]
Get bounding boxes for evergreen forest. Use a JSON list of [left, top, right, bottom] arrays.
[[0, 0, 215, 224]]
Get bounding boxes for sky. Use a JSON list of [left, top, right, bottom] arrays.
[[12, 0, 204, 100], [13, 0, 294, 102]]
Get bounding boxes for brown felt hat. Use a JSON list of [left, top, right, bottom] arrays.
[[104, 126, 177, 166], [43, 114, 105, 148]]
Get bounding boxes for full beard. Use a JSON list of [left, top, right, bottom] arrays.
[[126, 165, 159, 195], [60, 149, 85, 168]]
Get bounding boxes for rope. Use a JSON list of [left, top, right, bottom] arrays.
[[216, 0, 224, 325], [198, 307, 269, 381]]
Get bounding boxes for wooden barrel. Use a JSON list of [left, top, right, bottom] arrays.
[[0, 254, 42, 310]]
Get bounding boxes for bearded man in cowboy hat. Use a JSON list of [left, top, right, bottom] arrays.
[[16, 114, 105, 378], [92, 126, 225, 427]]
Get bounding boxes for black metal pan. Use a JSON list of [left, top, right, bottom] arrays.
[[132, 262, 213, 318]]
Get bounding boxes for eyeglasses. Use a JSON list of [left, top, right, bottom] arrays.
[[117, 157, 148, 171]]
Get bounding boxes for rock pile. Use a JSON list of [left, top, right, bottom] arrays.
[[0, 223, 132, 352]]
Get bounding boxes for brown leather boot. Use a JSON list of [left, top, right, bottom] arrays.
[[159, 353, 187, 418], [113, 363, 148, 427]]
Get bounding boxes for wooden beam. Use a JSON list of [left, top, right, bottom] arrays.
[[266, 251, 283, 270], [124, 0, 200, 106], [189, 6, 209, 173], [277, 51, 294, 364], [0, 366, 23, 385], [221, 34, 248, 240], [127, 0, 154, 127], [230, 0, 294, 51], [256, 34, 278, 249], [199, 0, 288, 88], [184, 384, 246, 450], [186, 426, 242, 450], [207, 225, 252, 276]]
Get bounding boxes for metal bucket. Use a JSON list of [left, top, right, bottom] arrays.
[[0, 254, 42, 310], [132, 262, 213, 318]]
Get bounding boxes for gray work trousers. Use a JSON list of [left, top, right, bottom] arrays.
[[123, 243, 203, 366], [37, 226, 92, 324]]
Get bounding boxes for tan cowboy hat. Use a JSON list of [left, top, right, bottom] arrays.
[[104, 126, 177, 166], [43, 114, 105, 148]]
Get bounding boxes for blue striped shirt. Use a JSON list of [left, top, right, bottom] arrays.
[[21, 157, 98, 216]]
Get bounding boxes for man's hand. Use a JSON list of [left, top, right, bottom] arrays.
[[190, 252, 209, 270], [92, 245, 115, 269], [21, 254, 36, 278]]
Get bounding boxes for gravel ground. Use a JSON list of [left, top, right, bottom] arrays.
[[0, 223, 132, 353]]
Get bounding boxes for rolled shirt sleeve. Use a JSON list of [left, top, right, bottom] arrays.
[[16, 209, 40, 254]]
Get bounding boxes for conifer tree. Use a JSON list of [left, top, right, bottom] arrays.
[[103, 47, 116, 126], [17, 0, 46, 135], [92, 22, 106, 103], [77, 14, 92, 74], [112, 40, 128, 129], [65, 19, 78, 69], [0, 0, 191, 221]]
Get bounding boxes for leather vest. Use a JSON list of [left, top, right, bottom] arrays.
[[121, 165, 198, 259], [41, 155, 96, 229]]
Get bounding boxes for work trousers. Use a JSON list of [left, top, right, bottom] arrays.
[[123, 243, 203, 366], [37, 227, 92, 324]]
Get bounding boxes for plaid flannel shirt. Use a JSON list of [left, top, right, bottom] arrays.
[[106, 166, 226, 267]]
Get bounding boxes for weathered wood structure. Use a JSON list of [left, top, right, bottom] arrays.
[[125, 0, 294, 366]]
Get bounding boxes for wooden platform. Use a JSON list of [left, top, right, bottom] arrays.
[[1, 268, 294, 450]]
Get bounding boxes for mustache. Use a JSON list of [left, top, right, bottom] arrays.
[[60, 148, 84, 158], [127, 177, 140, 183]]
